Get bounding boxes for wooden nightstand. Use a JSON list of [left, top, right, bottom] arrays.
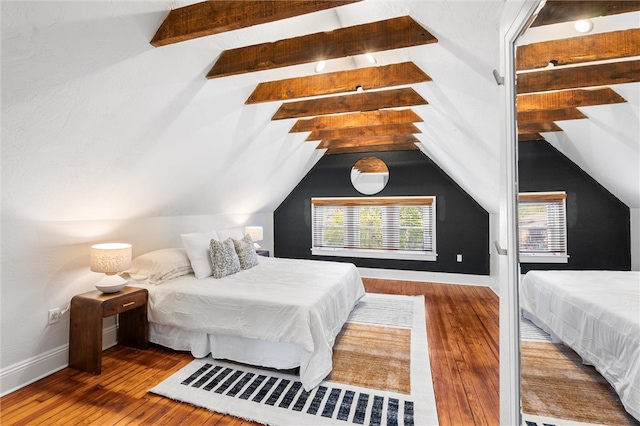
[[256, 249, 270, 257], [69, 286, 148, 374]]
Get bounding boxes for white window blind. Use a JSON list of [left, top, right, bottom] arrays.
[[518, 191, 568, 263], [311, 196, 437, 261]]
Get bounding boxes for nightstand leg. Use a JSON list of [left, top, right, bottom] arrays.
[[69, 302, 103, 374]]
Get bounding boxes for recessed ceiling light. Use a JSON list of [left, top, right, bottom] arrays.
[[574, 19, 593, 33], [314, 60, 326, 73], [365, 53, 377, 65]]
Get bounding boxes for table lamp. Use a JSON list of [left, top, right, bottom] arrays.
[[90, 243, 132, 293]]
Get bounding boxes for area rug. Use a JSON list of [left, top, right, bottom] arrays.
[[150, 293, 438, 425], [520, 340, 639, 426]]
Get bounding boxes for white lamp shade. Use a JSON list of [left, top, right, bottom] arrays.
[[244, 226, 263, 242], [90, 243, 132, 275]]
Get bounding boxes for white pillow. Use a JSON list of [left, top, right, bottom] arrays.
[[181, 231, 219, 279], [216, 227, 244, 242], [121, 248, 192, 284]]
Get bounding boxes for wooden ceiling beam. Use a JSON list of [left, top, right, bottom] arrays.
[[517, 59, 640, 94], [517, 108, 587, 124], [353, 157, 389, 173], [531, 1, 640, 28], [518, 133, 545, 141], [306, 123, 421, 141], [517, 87, 626, 111], [290, 109, 423, 132], [207, 16, 437, 78], [272, 87, 427, 120], [317, 134, 419, 149], [151, 1, 360, 47], [517, 29, 640, 70], [326, 143, 419, 155], [518, 122, 563, 133], [246, 62, 430, 104]]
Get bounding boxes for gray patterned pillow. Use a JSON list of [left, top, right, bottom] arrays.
[[233, 234, 259, 270], [209, 238, 241, 279]]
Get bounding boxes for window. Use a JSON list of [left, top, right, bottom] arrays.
[[311, 196, 437, 261], [518, 191, 568, 263]]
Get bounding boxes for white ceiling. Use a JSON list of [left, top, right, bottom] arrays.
[[2, 1, 638, 225]]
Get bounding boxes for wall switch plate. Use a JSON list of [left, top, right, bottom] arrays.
[[456, 254, 463, 262], [48, 308, 61, 325]]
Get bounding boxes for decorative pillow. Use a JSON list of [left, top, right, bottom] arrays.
[[233, 234, 259, 270], [121, 248, 192, 284], [210, 238, 241, 279], [181, 231, 219, 279]]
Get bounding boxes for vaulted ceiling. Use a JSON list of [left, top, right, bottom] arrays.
[[3, 0, 638, 225]]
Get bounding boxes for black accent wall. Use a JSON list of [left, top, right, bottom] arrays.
[[518, 140, 631, 273], [274, 150, 490, 275]]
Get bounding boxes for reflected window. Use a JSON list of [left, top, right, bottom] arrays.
[[518, 191, 569, 263]]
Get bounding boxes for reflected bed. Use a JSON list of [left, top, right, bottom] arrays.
[[521, 270, 640, 421]]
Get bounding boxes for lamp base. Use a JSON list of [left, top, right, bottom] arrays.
[[95, 274, 127, 293]]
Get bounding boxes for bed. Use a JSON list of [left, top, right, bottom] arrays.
[[123, 243, 365, 391], [520, 270, 640, 421]]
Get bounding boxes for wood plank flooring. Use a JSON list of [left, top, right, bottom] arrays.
[[0, 278, 500, 425]]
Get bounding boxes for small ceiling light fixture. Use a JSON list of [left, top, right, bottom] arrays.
[[574, 19, 593, 33], [314, 60, 326, 73], [365, 53, 377, 65]]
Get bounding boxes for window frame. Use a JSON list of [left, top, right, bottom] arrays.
[[518, 191, 569, 264], [311, 196, 437, 261]]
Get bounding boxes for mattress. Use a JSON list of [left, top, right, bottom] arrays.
[[520, 270, 640, 421], [131, 256, 365, 390]]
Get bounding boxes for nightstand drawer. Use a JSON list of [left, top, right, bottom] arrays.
[[102, 291, 147, 317]]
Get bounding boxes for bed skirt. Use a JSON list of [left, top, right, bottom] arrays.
[[149, 322, 303, 370]]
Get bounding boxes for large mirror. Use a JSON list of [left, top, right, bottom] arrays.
[[515, 3, 640, 425], [350, 156, 389, 195]]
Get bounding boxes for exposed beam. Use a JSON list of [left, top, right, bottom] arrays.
[[246, 62, 431, 104], [517, 122, 563, 133], [517, 108, 587, 124], [517, 29, 640, 70], [272, 87, 428, 120], [207, 16, 438, 78], [531, 1, 640, 28], [317, 134, 419, 149], [517, 60, 640, 94], [518, 133, 545, 141], [306, 123, 421, 141], [326, 143, 419, 155], [151, 0, 360, 47], [517, 88, 626, 111], [353, 157, 388, 173], [290, 109, 423, 132]]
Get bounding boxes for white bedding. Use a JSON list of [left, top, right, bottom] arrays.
[[520, 270, 640, 421], [131, 256, 365, 390]]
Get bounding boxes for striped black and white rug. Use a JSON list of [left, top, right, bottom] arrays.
[[150, 293, 438, 426]]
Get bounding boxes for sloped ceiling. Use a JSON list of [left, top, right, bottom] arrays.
[[2, 0, 638, 226], [517, 5, 640, 208]]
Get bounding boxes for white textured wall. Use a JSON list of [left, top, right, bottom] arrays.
[[0, 212, 272, 395]]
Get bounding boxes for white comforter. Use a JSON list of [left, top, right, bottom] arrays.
[[137, 256, 365, 390], [521, 270, 640, 421]]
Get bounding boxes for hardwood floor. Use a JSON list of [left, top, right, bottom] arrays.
[[0, 278, 499, 425]]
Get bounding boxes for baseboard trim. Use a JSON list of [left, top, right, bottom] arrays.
[[358, 267, 490, 287], [0, 325, 118, 397]]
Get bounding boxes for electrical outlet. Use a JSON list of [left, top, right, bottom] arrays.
[[48, 308, 61, 325], [456, 254, 463, 262]]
